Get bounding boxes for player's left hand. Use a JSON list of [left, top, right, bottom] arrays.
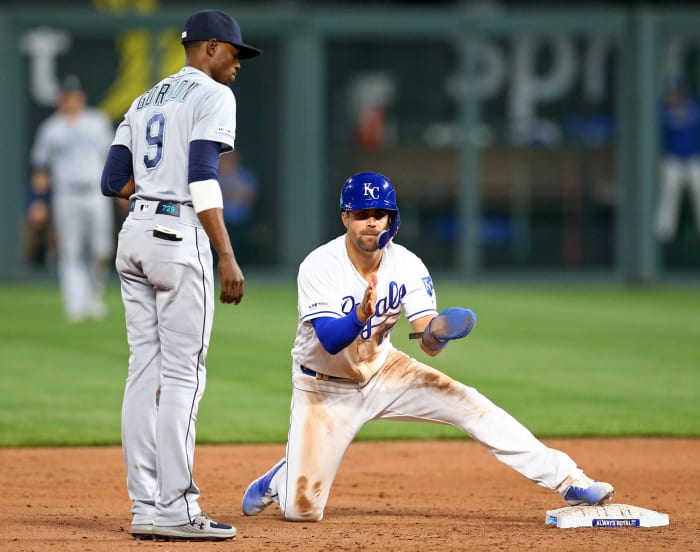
[[218, 255, 245, 304], [427, 307, 477, 342], [413, 307, 476, 355]]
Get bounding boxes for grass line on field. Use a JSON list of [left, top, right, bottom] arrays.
[[0, 282, 698, 446]]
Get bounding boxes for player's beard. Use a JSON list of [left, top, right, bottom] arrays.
[[354, 232, 379, 253]]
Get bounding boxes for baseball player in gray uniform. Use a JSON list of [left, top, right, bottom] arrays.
[[101, 10, 260, 541], [30, 75, 114, 321], [241, 172, 614, 522]]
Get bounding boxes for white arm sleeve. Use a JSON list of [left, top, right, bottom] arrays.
[[189, 179, 223, 213]]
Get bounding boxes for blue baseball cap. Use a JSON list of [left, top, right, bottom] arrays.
[[59, 74, 83, 92], [181, 9, 262, 59]]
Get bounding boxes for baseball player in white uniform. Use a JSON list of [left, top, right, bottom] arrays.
[[100, 10, 260, 541], [242, 172, 614, 522], [30, 75, 114, 322]]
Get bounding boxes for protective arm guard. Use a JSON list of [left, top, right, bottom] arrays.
[[421, 307, 477, 353], [378, 211, 401, 249]]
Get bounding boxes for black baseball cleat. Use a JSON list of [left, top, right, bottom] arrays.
[[151, 513, 236, 541], [130, 523, 153, 540]]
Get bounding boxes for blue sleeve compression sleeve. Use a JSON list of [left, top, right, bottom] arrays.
[[101, 145, 133, 196], [312, 310, 366, 355], [189, 139, 221, 183]]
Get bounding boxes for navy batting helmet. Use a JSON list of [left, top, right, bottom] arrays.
[[340, 172, 398, 213], [340, 172, 401, 248]]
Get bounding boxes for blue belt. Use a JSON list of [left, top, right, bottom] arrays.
[[130, 200, 183, 217], [300, 366, 355, 382]]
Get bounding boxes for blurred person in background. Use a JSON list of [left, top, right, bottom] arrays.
[[656, 77, 700, 242], [219, 150, 258, 263], [29, 74, 115, 321]]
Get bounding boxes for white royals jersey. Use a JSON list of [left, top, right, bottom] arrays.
[[112, 66, 237, 202], [292, 236, 438, 381]]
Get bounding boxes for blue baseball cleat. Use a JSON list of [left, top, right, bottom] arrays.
[[242, 459, 286, 516], [564, 475, 615, 506]]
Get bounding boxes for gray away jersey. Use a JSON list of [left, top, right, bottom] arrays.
[[31, 108, 113, 194], [113, 66, 237, 202]]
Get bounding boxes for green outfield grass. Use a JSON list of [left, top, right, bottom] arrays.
[[0, 281, 698, 446]]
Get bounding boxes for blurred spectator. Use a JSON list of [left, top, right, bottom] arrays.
[[29, 74, 115, 321], [219, 151, 259, 263], [350, 72, 396, 150], [656, 78, 700, 242]]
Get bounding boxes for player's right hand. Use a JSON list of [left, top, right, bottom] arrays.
[[357, 272, 377, 323]]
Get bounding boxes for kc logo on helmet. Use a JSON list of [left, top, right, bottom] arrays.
[[363, 183, 379, 199]]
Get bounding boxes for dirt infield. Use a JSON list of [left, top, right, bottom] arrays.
[[2, 438, 698, 551]]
